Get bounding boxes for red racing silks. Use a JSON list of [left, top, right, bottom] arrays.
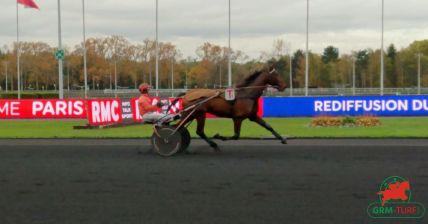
[[131, 97, 182, 122], [17, 0, 39, 9]]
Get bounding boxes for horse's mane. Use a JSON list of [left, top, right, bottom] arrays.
[[235, 70, 263, 88]]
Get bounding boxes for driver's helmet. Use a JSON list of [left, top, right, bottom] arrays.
[[139, 83, 150, 94]]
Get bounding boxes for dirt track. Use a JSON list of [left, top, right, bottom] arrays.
[[0, 139, 427, 224]]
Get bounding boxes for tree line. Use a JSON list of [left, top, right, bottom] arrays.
[[0, 36, 427, 91]]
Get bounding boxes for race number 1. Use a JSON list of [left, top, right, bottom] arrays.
[[225, 88, 235, 101]]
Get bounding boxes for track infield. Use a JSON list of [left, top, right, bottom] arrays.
[[0, 117, 428, 138]]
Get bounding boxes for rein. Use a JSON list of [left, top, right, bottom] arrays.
[[233, 85, 278, 91], [173, 68, 279, 101], [216, 85, 278, 101]]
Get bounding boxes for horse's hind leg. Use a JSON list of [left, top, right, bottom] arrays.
[[250, 116, 287, 144], [213, 118, 243, 141], [196, 114, 220, 151]]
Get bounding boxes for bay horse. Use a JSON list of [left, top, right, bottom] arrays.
[[178, 66, 287, 151]]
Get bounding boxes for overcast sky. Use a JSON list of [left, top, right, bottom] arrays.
[[1, 0, 428, 59]]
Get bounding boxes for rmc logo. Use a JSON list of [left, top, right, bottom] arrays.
[[88, 99, 122, 125], [367, 176, 425, 219]]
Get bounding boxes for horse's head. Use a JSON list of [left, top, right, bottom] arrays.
[[400, 181, 411, 191], [266, 66, 287, 91]]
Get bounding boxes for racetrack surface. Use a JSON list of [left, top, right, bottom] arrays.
[[0, 139, 427, 224]]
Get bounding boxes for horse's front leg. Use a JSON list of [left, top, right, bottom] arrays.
[[250, 116, 287, 144], [213, 118, 243, 141]]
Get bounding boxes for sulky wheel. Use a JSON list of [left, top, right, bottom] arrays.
[[151, 126, 182, 157], [178, 127, 191, 152]]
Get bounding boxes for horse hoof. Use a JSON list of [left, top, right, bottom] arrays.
[[281, 139, 288, 144], [213, 134, 227, 141], [210, 143, 221, 152]]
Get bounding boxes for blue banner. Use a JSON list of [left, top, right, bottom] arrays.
[[263, 95, 428, 117]]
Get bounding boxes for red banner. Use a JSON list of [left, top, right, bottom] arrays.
[[0, 99, 86, 119], [87, 99, 122, 125], [0, 97, 264, 124]]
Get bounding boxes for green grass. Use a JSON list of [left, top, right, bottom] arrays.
[[0, 117, 427, 138]]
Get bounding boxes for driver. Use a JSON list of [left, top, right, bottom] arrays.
[[138, 83, 173, 124]]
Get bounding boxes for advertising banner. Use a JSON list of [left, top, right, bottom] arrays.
[[263, 95, 428, 117], [3, 95, 427, 121], [87, 99, 122, 125], [0, 99, 86, 119], [120, 99, 135, 124]]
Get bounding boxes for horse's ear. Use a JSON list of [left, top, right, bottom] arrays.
[[268, 65, 275, 73]]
